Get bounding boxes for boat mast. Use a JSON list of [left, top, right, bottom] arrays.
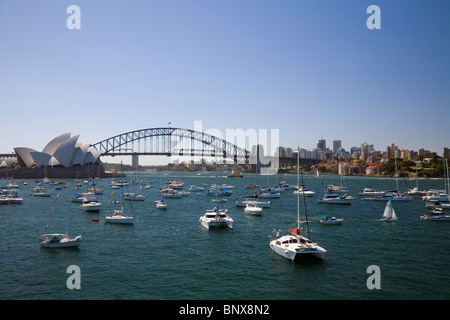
[[296, 148, 300, 231], [298, 148, 310, 239]]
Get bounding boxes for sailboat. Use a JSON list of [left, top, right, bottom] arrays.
[[381, 200, 397, 222], [270, 149, 326, 261], [39, 187, 82, 248], [373, 156, 413, 202], [104, 163, 135, 224]]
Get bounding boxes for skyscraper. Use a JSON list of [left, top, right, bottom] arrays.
[[333, 140, 342, 154]]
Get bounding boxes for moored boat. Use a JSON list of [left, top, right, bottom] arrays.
[[199, 208, 233, 229], [318, 215, 343, 224]]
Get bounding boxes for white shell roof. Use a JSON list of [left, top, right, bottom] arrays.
[[14, 147, 38, 168], [14, 133, 101, 168]]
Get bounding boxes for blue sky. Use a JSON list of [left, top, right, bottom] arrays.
[[1, 1, 449, 164]]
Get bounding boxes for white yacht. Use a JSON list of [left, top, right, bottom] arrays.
[[318, 191, 353, 204], [235, 198, 271, 208], [293, 185, 315, 197], [39, 233, 82, 248], [123, 192, 146, 201], [422, 190, 449, 202], [32, 186, 51, 197], [199, 208, 233, 229], [104, 207, 135, 224], [79, 193, 102, 212], [358, 187, 384, 197], [244, 203, 263, 215], [155, 200, 167, 209], [318, 215, 343, 224], [421, 208, 450, 221], [80, 198, 102, 212], [372, 191, 413, 202], [104, 162, 135, 225]]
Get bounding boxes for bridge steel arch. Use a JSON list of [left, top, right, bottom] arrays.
[[90, 127, 250, 164]]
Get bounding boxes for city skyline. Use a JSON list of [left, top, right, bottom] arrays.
[[1, 1, 449, 166]]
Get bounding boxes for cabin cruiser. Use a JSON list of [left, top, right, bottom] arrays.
[[199, 208, 233, 229], [421, 208, 450, 221], [318, 215, 343, 224], [39, 233, 82, 248], [318, 191, 353, 204]]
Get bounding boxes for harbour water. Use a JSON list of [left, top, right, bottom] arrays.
[[1, 173, 449, 300]]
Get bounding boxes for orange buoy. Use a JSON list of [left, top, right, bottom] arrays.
[[91, 218, 99, 222]]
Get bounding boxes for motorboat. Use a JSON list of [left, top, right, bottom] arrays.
[[293, 185, 315, 197], [206, 187, 233, 196], [425, 201, 450, 210], [421, 208, 450, 221], [199, 208, 233, 229], [161, 188, 182, 198], [32, 186, 51, 197], [244, 203, 263, 215], [39, 233, 82, 248], [188, 185, 204, 192], [372, 191, 413, 202], [270, 228, 326, 261], [422, 190, 450, 202], [404, 186, 426, 196], [155, 200, 167, 209], [318, 191, 353, 204], [381, 200, 398, 222], [318, 215, 343, 224], [325, 184, 349, 194], [80, 197, 102, 212], [358, 187, 384, 197], [257, 190, 280, 199], [123, 192, 146, 201], [279, 181, 296, 190], [0, 191, 23, 204], [70, 192, 94, 202], [235, 198, 271, 208]]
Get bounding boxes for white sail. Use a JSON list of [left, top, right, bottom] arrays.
[[391, 208, 397, 220], [382, 200, 397, 221], [382, 201, 392, 218]]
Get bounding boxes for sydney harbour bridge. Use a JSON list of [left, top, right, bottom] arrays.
[[90, 127, 250, 164], [1, 127, 320, 177]]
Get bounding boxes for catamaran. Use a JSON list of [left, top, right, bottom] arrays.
[[270, 149, 326, 261], [199, 207, 233, 229]]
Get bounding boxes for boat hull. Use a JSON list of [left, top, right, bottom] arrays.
[[39, 235, 82, 248], [199, 218, 233, 229], [270, 241, 326, 261], [317, 198, 352, 205], [104, 216, 134, 224]]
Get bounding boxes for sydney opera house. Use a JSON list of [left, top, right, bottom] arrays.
[[0, 133, 109, 178]]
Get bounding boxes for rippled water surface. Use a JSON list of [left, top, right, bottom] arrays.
[[1, 173, 449, 300]]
